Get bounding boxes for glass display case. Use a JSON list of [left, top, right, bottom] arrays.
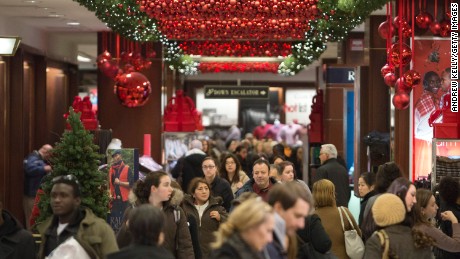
[[431, 138, 460, 190]]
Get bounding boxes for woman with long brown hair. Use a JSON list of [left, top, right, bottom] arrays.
[[413, 189, 460, 253], [219, 153, 249, 195]]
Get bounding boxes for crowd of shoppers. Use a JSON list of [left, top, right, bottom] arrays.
[[5, 137, 460, 259]]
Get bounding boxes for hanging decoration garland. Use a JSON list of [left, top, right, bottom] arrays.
[[75, 0, 390, 76]]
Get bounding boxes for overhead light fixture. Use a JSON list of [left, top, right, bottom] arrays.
[[67, 21, 80, 26], [77, 55, 91, 62], [48, 13, 64, 18], [0, 36, 21, 56]]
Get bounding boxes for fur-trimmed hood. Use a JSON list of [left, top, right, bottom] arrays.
[[127, 186, 184, 207]]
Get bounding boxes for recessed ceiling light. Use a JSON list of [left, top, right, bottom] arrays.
[[48, 14, 64, 18], [23, 0, 40, 3], [67, 22, 80, 26]]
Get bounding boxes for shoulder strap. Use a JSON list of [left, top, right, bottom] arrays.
[[376, 229, 389, 259], [340, 206, 356, 230], [338, 207, 345, 231]]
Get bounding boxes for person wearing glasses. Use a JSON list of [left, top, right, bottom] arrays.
[[202, 157, 233, 212], [312, 144, 350, 207], [36, 175, 119, 259], [219, 153, 249, 195], [23, 144, 53, 230]]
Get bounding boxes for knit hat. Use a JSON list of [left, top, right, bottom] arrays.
[[372, 193, 406, 227]]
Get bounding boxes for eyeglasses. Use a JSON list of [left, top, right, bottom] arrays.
[[52, 174, 80, 185], [225, 161, 235, 165], [202, 165, 216, 170]]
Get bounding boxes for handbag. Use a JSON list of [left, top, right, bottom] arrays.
[[338, 206, 365, 259]]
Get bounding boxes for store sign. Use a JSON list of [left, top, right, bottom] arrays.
[[325, 67, 355, 84], [204, 85, 269, 99]]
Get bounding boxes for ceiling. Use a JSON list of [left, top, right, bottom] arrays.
[[0, 0, 372, 73], [0, 0, 107, 66]]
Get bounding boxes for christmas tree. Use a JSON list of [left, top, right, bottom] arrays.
[[36, 107, 108, 223]]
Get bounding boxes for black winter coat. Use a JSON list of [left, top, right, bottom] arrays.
[[107, 244, 174, 259], [209, 233, 264, 259], [297, 214, 332, 258], [0, 210, 36, 259], [209, 176, 234, 212], [313, 158, 350, 207]]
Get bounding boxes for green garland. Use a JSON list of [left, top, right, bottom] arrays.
[[75, 0, 389, 76]]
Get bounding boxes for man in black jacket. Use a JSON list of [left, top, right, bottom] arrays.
[[0, 196, 36, 259], [172, 140, 206, 191], [313, 144, 351, 207]]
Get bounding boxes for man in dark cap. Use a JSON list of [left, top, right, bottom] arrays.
[[109, 150, 133, 214]]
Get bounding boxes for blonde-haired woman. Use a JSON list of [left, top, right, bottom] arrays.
[[209, 198, 274, 259], [313, 179, 361, 259]]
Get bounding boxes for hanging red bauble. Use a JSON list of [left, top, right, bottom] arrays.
[[121, 52, 133, 63], [403, 70, 422, 86], [384, 73, 397, 87], [393, 16, 408, 28], [392, 92, 410, 110], [381, 64, 394, 77], [415, 12, 433, 29], [378, 21, 395, 39], [114, 72, 151, 108], [401, 24, 413, 38], [99, 51, 112, 60], [439, 19, 451, 37], [389, 43, 412, 67], [430, 21, 441, 35], [99, 60, 120, 79], [395, 77, 412, 94]]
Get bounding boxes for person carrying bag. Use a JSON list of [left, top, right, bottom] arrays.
[[338, 206, 365, 259], [296, 214, 337, 259]]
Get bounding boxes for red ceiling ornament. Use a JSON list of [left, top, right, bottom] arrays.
[[198, 62, 280, 73], [378, 21, 395, 39], [179, 41, 292, 57], [384, 73, 397, 88], [380, 0, 424, 110], [392, 92, 410, 110], [158, 18, 307, 40], [137, 0, 320, 40], [114, 72, 152, 108], [139, 0, 318, 21], [389, 42, 412, 68]]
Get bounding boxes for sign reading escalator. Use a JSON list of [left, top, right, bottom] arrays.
[[204, 85, 269, 99]]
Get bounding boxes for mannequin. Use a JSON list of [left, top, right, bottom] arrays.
[[264, 119, 282, 141], [279, 120, 301, 146], [252, 120, 272, 140]]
